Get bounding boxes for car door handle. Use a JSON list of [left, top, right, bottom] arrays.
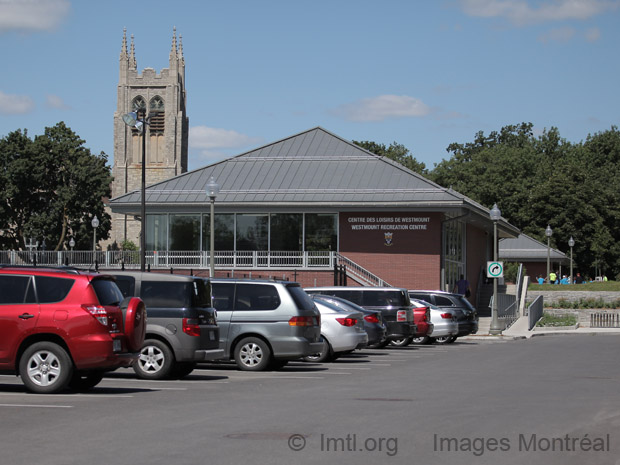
[[19, 313, 35, 319]]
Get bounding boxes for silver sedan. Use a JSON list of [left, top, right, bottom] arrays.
[[303, 299, 368, 362], [410, 298, 458, 344]]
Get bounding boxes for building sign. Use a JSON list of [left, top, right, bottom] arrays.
[[347, 216, 431, 232], [340, 213, 438, 254]]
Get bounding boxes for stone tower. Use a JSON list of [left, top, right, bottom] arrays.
[[109, 27, 188, 247]]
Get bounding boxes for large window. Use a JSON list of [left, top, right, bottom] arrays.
[[202, 213, 234, 251], [236, 214, 268, 251], [170, 214, 200, 251], [305, 213, 337, 251], [270, 214, 302, 251], [444, 220, 465, 292], [146, 214, 168, 250]]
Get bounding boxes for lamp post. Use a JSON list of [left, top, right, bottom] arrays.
[[489, 203, 502, 335], [545, 225, 553, 283], [92, 215, 99, 265], [568, 236, 575, 284], [69, 237, 75, 251], [206, 176, 220, 277], [122, 110, 153, 272]]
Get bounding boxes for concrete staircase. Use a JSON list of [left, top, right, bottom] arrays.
[[476, 316, 492, 335]]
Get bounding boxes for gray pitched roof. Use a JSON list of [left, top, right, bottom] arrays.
[[499, 234, 569, 263], [110, 127, 519, 236]]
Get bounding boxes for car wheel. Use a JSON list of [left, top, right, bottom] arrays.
[[19, 342, 73, 394], [171, 362, 196, 379], [389, 337, 412, 347], [69, 371, 104, 391], [434, 335, 456, 344], [234, 337, 272, 371], [411, 336, 431, 345], [134, 339, 175, 379], [303, 338, 334, 363]]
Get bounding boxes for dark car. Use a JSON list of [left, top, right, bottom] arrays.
[[109, 272, 224, 379], [309, 294, 387, 347], [408, 290, 479, 342], [305, 287, 416, 347], [0, 266, 145, 393]]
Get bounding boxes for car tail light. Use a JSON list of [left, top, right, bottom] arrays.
[[441, 313, 453, 319], [364, 314, 380, 324], [183, 318, 201, 337], [336, 317, 357, 327], [82, 305, 108, 326], [397, 310, 407, 322], [289, 316, 320, 327]]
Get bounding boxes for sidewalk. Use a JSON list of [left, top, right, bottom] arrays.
[[460, 315, 620, 341]]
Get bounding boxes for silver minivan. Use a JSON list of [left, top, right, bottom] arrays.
[[210, 278, 323, 371]]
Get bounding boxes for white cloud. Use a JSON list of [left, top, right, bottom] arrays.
[[45, 94, 69, 109], [458, 0, 619, 26], [189, 126, 262, 150], [0, 0, 70, 33], [332, 95, 431, 122], [538, 26, 576, 42], [0, 90, 35, 114]]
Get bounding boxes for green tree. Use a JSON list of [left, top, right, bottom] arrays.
[[0, 123, 112, 251], [353, 140, 427, 174]]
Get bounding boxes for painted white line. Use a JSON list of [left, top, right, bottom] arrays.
[[329, 366, 371, 370], [243, 376, 325, 380], [0, 392, 134, 398], [100, 386, 188, 391], [0, 404, 73, 408]]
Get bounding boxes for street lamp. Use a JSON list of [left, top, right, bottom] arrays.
[[92, 215, 99, 265], [206, 175, 220, 277], [489, 203, 502, 335], [568, 236, 575, 284], [122, 110, 154, 272], [545, 225, 553, 283], [69, 237, 75, 251]]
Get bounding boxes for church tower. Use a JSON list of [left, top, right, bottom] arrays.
[[110, 27, 189, 246]]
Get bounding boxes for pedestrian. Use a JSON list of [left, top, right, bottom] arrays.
[[453, 274, 471, 297], [560, 275, 569, 285], [549, 271, 557, 284], [537, 275, 544, 285], [575, 272, 584, 284]]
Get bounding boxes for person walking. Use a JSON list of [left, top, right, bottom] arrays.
[[454, 274, 471, 297], [549, 271, 557, 284]]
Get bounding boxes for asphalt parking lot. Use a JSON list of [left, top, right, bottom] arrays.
[[1, 335, 619, 465]]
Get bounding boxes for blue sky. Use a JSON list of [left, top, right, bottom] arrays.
[[1, 0, 619, 172]]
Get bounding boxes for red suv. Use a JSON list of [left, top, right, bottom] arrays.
[[0, 266, 146, 393]]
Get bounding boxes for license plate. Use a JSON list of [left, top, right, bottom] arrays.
[[209, 331, 215, 341], [113, 339, 122, 352]]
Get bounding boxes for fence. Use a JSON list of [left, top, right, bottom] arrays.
[[590, 312, 620, 328], [528, 295, 544, 330], [0, 250, 337, 270]]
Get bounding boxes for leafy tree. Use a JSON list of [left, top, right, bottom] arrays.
[[353, 140, 427, 174], [0, 122, 112, 251]]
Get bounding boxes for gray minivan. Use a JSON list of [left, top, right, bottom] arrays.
[[210, 278, 323, 371], [109, 271, 224, 379], [305, 286, 416, 347]]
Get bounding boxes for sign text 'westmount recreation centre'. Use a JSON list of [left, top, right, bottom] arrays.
[[348, 216, 430, 231]]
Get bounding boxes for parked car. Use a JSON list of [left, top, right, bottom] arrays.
[[305, 287, 416, 347], [391, 302, 433, 347], [309, 294, 387, 347], [210, 278, 323, 371], [409, 298, 458, 344], [305, 297, 368, 362], [108, 271, 224, 379], [408, 290, 479, 342], [0, 266, 146, 393]]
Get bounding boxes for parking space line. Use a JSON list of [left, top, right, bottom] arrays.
[[0, 404, 73, 408]]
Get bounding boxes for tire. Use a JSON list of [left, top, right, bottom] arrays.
[[133, 339, 175, 379], [171, 362, 196, 379], [19, 342, 73, 394], [389, 337, 412, 347], [411, 336, 431, 345], [123, 298, 147, 353], [234, 337, 272, 371], [303, 338, 334, 363], [69, 371, 104, 391], [434, 335, 456, 344]]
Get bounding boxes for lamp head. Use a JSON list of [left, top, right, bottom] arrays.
[[545, 224, 553, 237], [489, 203, 501, 221], [92, 215, 100, 229], [569, 236, 575, 247], [122, 112, 144, 133], [206, 175, 220, 198]]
